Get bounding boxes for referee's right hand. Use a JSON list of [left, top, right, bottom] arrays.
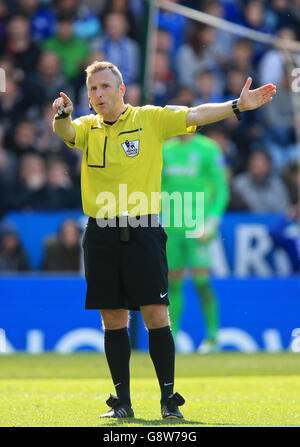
[[52, 92, 74, 116]]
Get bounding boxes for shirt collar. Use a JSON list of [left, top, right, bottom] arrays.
[[98, 104, 131, 125], [118, 104, 131, 121]]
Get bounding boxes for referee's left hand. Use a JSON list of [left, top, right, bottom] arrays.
[[238, 77, 276, 112]]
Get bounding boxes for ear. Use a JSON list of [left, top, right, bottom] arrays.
[[120, 83, 126, 98]]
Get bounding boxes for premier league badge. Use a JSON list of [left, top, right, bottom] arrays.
[[121, 139, 139, 157]]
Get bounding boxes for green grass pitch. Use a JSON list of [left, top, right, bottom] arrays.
[[0, 352, 299, 427]]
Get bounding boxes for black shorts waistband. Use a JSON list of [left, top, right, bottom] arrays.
[[88, 214, 160, 228]]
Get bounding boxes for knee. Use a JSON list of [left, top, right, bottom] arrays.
[[100, 309, 129, 330], [193, 274, 210, 291], [141, 305, 170, 330]]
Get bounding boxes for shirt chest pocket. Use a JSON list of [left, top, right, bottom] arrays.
[[118, 128, 142, 159], [87, 129, 107, 168]]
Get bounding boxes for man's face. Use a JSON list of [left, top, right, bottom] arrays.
[[249, 153, 271, 181], [57, 21, 73, 41], [105, 13, 127, 41], [87, 69, 125, 120], [8, 16, 29, 40]]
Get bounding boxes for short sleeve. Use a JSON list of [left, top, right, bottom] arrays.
[[63, 115, 94, 150], [152, 106, 196, 140]]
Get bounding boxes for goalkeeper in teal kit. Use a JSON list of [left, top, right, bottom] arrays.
[[161, 132, 229, 353]]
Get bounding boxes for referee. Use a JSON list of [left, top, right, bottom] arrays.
[[52, 61, 276, 419]]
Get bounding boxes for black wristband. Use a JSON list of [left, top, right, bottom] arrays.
[[55, 111, 70, 120], [232, 99, 242, 121]]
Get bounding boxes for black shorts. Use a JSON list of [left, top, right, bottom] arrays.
[[82, 216, 169, 310]]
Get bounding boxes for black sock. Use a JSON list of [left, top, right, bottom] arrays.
[[104, 327, 131, 405], [148, 325, 175, 402]]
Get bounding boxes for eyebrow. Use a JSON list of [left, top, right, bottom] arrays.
[[88, 80, 112, 89]]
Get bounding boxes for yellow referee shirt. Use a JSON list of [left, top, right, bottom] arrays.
[[64, 104, 195, 218]]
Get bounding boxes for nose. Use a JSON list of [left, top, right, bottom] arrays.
[[95, 87, 102, 97]]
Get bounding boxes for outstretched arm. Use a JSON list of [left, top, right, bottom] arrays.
[[186, 77, 276, 127]]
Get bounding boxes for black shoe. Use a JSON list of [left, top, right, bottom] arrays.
[[100, 394, 134, 418], [161, 392, 185, 419]]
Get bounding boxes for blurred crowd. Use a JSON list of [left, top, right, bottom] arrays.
[[0, 217, 82, 272], [0, 0, 299, 271]]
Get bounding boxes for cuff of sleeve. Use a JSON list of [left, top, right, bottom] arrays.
[[184, 109, 197, 134]]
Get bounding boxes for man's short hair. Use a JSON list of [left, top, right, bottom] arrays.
[[85, 61, 123, 87]]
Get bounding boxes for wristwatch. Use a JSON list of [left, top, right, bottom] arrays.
[[55, 106, 70, 120], [232, 99, 242, 121]]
